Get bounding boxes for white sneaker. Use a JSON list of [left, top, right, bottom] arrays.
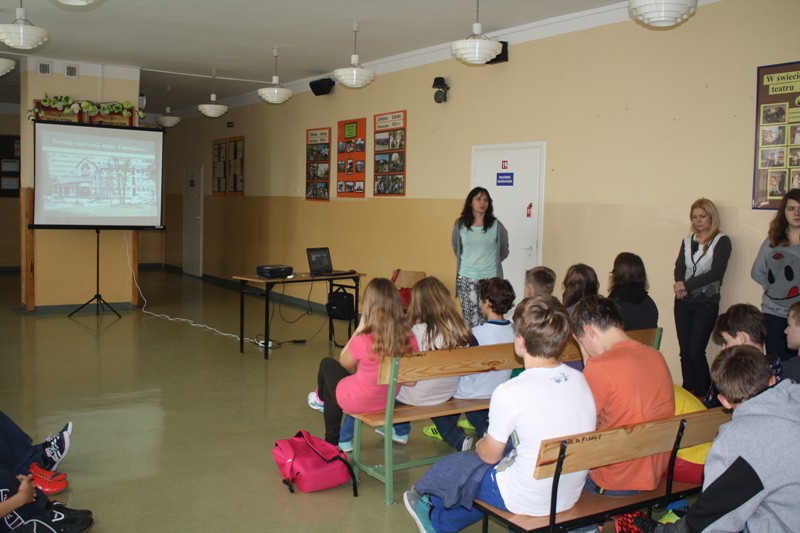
[[307, 391, 324, 413], [461, 435, 474, 452], [374, 426, 409, 445]]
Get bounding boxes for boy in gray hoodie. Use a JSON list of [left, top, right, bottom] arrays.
[[627, 344, 800, 532]]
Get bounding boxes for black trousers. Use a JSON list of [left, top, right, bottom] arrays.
[[674, 298, 718, 396], [316, 357, 351, 445]]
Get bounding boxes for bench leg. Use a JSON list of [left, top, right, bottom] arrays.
[[352, 418, 362, 481], [384, 421, 394, 504], [482, 513, 489, 533]]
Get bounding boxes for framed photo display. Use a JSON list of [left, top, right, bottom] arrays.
[[306, 127, 331, 201], [374, 110, 406, 196]]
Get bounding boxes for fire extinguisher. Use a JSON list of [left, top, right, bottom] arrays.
[[526, 203, 532, 218]]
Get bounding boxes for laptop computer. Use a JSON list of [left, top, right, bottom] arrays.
[[306, 247, 353, 276]]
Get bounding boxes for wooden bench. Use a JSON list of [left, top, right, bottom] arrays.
[[474, 407, 731, 532], [350, 342, 520, 504], [350, 327, 662, 504]]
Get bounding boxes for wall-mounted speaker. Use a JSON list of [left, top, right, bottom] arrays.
[[310, 78, 335, 96], [487, 41, 509, 65]]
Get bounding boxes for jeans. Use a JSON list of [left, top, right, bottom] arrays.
[[674, 299, 718, 396], [0, 469, 51, 530], [316, 358, 352, 445], [764, 313, 798, 361], [339, 416, 355, 443], [430, 410, 488, 450], [429, 468, 507, 533], [0, 411, 44, 476]]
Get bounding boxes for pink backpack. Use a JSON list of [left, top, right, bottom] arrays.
[[272, 430, 358, 496]]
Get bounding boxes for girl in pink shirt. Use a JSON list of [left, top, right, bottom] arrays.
[[315, 278, 416, 446]]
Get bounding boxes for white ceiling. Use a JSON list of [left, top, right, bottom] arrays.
[[0, 0, 628, 115]]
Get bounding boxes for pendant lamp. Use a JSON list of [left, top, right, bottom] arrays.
[[0, 1, 48, 50], [198, 69, 228, 118], [0, 58, 15, 76], [258, 47, 293, 104], [156, 86, 181, 128], [450, 0, 502, 65], [628, 0, 698, 27], [332, 22, 375, 89]]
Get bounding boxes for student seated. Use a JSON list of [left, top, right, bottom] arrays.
[[523, 266, 556, 298], [782, 301, 800, 382], [704, 303, 785, 407], [572, 295, 674, 496], [423, 278, 516, 451], [622, 345, 800, 532], [403, 295, 596, 533], [607, 252, 658, 331], [386, 277, 473, 445]]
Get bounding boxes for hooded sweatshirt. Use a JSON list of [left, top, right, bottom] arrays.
[[657, 380, 800, 532]]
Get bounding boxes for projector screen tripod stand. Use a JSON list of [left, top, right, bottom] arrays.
[[68, 229, 122, 318]]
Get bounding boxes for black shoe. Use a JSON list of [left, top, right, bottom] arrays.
[[48, 510, 93, 533], [46, 500, 93, 518]]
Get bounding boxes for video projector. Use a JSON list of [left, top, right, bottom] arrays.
[[256, 265, 293, 279]]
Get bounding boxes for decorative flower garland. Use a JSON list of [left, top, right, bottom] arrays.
[[28, 94, 145, 120]]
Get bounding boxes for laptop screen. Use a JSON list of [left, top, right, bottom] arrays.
[[307, 247, 333, 275]]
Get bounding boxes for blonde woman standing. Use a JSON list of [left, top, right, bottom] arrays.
[[673, 198, 732, 397]]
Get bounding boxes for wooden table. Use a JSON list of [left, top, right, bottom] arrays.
[[233, 272, 363, 358]]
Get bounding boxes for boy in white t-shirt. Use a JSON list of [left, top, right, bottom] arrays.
[[424, 278, 515, 451], [404, 295, 597, 533]]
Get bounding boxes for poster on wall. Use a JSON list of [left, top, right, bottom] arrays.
[[306, 127, 331, 201], [374, 110, 406, 196], [336, 118, 366, 198], [752, 60, 800, 209]]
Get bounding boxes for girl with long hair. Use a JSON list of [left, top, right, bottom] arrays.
[[451, 187, 509, 326], [311, 278, 417, 449], [385, 277, 474, 444], [561, 263, 599, 311], [608, 252, 658, 330], [751, 188, 800, 360], [674, 198, 732, 396]]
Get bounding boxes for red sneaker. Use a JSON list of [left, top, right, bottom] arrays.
[[31, 473, 68, 495], [29, 462, 67, 482]]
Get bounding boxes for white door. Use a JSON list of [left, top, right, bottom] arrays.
[[472, 142, 545, 306], [183, 165, 203, 277]]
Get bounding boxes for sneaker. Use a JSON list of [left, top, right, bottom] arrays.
[[48, 508, 93, 533], [374, 426, 409, 445], [422, 425, 443, 441], [403, 490, 435, 533], [614, 511, 657, 533], [658, 510, 685, 524], [457, 418, 475, 431], [307, 391, 324, 413], [42, 422, 72, 471], [46, 501, 93, 519], [338, 440, 353, 453], [30, 463, 67, 482], [461, 436, 474, 452]]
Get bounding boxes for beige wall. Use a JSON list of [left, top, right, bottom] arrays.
[[162, 0, 797, 380], [20, 61, 140, 306]]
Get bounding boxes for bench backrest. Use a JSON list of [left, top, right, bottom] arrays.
[[534, 407, 731, 479], [559, 327, 663, 363], [377, 343, 517, 385]]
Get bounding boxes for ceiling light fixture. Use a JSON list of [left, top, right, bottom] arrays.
[[450, 0, 502, 65], [0, 1, 48, 50], [258, 47, 293, 105], [628, 0, 697, 27], [0, 58, 15, 76], [55, 0, 98, 5], [156, 85, 181, 128], [332, 21, 375, 89], [197, 69, 228, 118]]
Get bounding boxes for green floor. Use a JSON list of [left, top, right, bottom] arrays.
[[0, 270, 496, 532]]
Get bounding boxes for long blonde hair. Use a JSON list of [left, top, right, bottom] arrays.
[[690, 198, 721, 250], [407, 277, 472, 350], [361, 278, 413, 357]]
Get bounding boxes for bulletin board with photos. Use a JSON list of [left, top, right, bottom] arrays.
[[305, 127, 331, 201], [212, 139, 227, 195], [374, 110, 407, 196], [752, 60, 800, 209], [336, 118, 366, 198]]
